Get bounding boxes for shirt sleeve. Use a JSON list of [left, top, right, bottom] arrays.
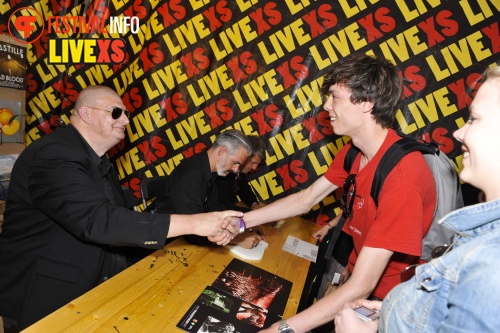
[[324, 142, 353, 188], [29, 143, 169, 249], [237, 173, 258, 207], [365, 185, 425, 256]]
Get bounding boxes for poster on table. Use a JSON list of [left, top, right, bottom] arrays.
[[211, 258, 292, 316], [177, 285, 281, 333]]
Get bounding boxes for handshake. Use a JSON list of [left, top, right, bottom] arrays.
[[182, 210, 248, 246]]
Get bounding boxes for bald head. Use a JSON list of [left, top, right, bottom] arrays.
[[73, 85, 119, 119], [71, 85, 129, 156]]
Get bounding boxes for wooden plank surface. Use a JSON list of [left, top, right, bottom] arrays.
[[22, 217, 317, 333]]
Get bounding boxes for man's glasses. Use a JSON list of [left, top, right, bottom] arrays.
[[340, 174, 356, 218], [87, 106, 130, 119]]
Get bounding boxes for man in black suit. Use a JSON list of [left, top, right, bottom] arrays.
[[149, 129, 253, 246], [216, 136, 266, 248], [0, 85, 242, 331]]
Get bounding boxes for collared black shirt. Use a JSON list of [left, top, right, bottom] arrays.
[[152, 151, 225, 214], [215, 172, 258, 212], [150, 151, 225, 245]]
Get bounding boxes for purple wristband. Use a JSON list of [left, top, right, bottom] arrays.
[[238, 217, 246, 233]]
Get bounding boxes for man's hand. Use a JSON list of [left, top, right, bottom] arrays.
[[313, 224, 331, 242], [229, 227, 265, 248], [208, 230, 234, 245], [339, 265, 351, 285], [168, 211, 243, 243], [193, 210, 243, 239], [313, 215, 341, 242], [335, 300, 380, 333], [219, 213, 243, 235]]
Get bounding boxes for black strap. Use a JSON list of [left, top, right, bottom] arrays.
[[323, 144, 360, 260], [371, 138, 436, 206], [344, 145, 360, 173], [324, 214, 347, 260], [304, 144, 361, 307]]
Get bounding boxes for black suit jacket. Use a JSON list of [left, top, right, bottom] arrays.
[[215, 172, 258, 212], [0, 125, 170, 329], [150, 151, 225, 245]]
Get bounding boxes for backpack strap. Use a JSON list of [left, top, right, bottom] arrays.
[[324, 214, 347, 260], [371, 138, 437, 207], [344, 145, 360, 173], [323, 144, 360, 260]]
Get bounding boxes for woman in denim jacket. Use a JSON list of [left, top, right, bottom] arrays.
[[335, 65, 500, 333]]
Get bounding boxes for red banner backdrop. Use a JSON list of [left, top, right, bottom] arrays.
[[2, 0, 499, 222]]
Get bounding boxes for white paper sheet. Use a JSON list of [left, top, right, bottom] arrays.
[[282, 235, 318, 263]]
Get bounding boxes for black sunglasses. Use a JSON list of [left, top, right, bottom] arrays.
[[340, 174, 356, 218], [400, 244, 453, 283], [87, 106, 130, 119]]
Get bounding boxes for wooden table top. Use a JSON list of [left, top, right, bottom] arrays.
[[23, 217, 318, 332]]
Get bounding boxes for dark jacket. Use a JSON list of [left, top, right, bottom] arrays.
[[150, 151, 225, 244], [0, 125, 170, 329], [215, 172, 258, 212]]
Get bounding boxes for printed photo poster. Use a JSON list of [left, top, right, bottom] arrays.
[[176, 285, 281, 333], [211, 259, 292, 316], [0, 41, 26, 90], [0, 99, 23, 143]]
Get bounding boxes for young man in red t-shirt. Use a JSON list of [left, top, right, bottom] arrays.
[[243, 54, 436, 333]]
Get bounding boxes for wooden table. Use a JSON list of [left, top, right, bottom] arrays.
[[23, 217, 318, 332]]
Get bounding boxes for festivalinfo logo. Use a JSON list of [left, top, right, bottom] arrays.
[[8, 6, 139, 65]]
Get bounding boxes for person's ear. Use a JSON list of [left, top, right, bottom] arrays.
[[362, 101, 374, 113], [77, 106, 92, 124], [218, 146, 227, 156]]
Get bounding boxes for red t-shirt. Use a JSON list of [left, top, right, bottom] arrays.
[[324, 129, 436, 299]]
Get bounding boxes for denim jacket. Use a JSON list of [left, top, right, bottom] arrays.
[[380, 199, 500, 333]]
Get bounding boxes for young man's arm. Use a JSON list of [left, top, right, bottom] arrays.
[[168, 211, 243, 243], [243, 176, 338, 228], [259, 246, 393, 333]]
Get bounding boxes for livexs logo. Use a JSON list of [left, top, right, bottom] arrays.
[[8, 7, 138, 64], [48, 38, 127, 64]]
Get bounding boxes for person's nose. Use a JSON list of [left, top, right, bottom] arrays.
[[323, 95, 333, 112], [453, 123, 467, 142], [120, 112, 130, 125]]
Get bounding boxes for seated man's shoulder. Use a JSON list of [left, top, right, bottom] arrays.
[[174, 154, 207, 174], [24, 127, 82, 160], [181, 153, 205, 166]]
